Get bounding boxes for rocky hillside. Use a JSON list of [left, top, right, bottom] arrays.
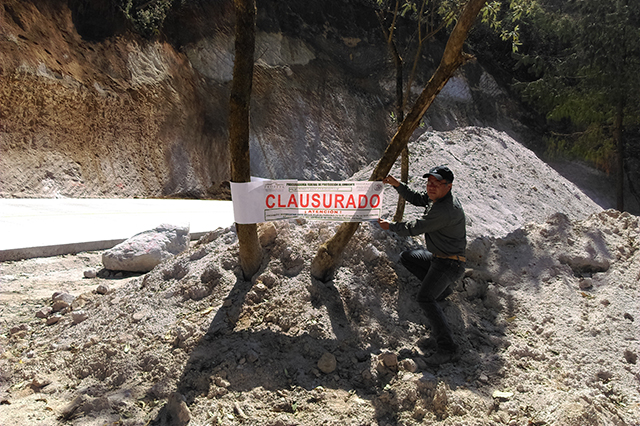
[[0, 0, 529, 199], [1, 127, 638, 426]]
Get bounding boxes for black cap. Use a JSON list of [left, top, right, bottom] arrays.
[[423, 165, 454, 183]]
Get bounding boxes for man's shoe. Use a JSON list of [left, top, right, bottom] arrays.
[[424, 349, 459, 365]]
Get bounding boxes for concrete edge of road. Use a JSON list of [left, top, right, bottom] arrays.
[[0, 232, 210, 263]]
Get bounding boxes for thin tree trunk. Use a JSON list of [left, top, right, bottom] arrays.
[[377, 8, 409, 222], [230, 0, 262, 280], [614, 99, 625, 211], [311, 0, 487, 282], [394, 147, 409, 222], [390, 18, 408, 223]]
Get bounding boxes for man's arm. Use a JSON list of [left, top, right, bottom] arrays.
[[382, 175, 400, 187], [382, 175, 430, 207]]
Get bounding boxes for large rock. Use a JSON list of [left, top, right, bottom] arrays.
[[102, 224, 190, 272]]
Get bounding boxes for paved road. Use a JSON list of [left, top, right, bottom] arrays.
[[0, 199, 235, 261]]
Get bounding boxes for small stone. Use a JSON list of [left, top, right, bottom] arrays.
[[578, 278, 593, 290], [71, 297, 86, 310], [47, 314, 63, 325], [36, 306, 53, 319], [254, 283, 268, 294], [84, 269, 97, 278], [464, 278, 482, 299], [102, 224, 190, 272], [187, 286, 210, 300], [479, 374, 489, 383], [9, 324, 29, 335], [72, 310, 89, 324], [61, 395, 89, 419], [96, 284, 110, 295], [246, 349, 259, 363], [256, 271, 278, 289], [32, 375, 52, 388], [132, 311, 146, 322], [400, 358, 418, 373], [12, 330, 28, 339], [52, 292, 75, 304], [200, 265, 222, 285], [258, 222, 277, 247], [52, 300, 70, 313], [379, 352, 398, 369], [623, 349, 637, 364], [363, 244, 382, 263], [492, 390, 514, 400], [317, 352, 337, 374], [83, 336, 99, 348], [234, 401, 248, 419]]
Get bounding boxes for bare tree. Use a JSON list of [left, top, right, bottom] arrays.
[[376, 5, 407, 222], [377, 0, 460, 222], [311, 0, 487, 282], [229, 0, 262, 280]]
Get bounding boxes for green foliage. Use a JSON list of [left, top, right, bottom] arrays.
[[373, 0, 536, 58], [118, 0, 176, 37], [374, 0, 459, 29], [514, 0, 640, 170], [545, 125, 616, 172], [477, 0, 538, 52]]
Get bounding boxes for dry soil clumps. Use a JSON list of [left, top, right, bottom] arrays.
[[1, 209, 638, 426]]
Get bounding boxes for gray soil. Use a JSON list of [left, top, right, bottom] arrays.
[[1, 128, 638, 426]]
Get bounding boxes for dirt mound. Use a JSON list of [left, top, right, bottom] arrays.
[[1, 209, 638, 425], [357, 127, 603, 240], [1, 127, 638, 425]]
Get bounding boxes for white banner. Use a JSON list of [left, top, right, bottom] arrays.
[[230, 178, 384, 224]]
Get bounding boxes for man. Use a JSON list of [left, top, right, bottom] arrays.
[[378, 165, 466, 365]]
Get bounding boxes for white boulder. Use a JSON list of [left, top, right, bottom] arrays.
[[102, 224, 190, 272]]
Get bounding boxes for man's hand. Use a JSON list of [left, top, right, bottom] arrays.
[[377, 218, 391, 230], [382, 175, 400, 187]]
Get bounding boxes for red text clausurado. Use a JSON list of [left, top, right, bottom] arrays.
[[265, 193, 380, 210]]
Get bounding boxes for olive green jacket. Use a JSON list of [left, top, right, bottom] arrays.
[[388, 183, 466, 257]]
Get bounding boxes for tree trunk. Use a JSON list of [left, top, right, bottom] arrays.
[[386, 15, 408, 223], [394, 146, 409, 222], [311, 0, 487, 282], [614, 99, 625, 211], [230, 0, 262, 280]]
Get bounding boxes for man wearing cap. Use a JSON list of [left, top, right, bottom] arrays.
[[378, 165, 466, 365]]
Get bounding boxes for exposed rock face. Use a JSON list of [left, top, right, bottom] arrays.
[[0, 0, 529, 200]]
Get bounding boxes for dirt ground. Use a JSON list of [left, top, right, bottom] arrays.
[[0, 252, 136, 329], [1, 129, 639, 426], [2, 1, 638, 424], [1, 211, 639, 426]]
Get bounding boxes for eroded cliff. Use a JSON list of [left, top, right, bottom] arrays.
[[1, 0, 524, 198]]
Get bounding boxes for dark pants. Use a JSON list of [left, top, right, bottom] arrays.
[[400, 249, 465, 352]]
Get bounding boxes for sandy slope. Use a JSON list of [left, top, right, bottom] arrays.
[[1, 128, 638, 426]]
